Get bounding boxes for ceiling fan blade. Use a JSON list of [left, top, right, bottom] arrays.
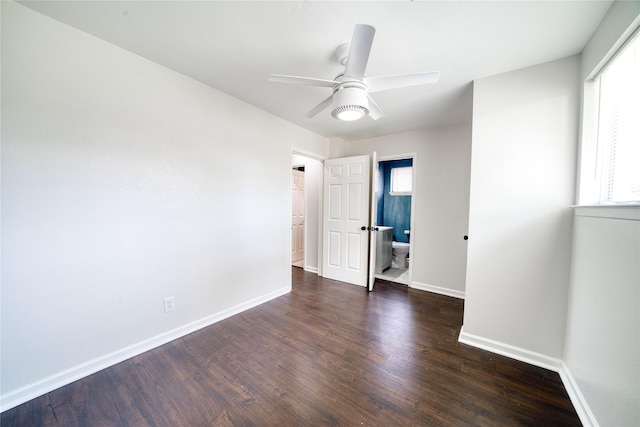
[[367, 95, 384, 120], [306, 95, 334, 118], [367, 71, 440, 93], [344, 24, 375, 80], [268, 74, 339, 88]]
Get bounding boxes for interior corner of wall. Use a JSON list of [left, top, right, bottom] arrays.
[[328, 137, 348, 158]]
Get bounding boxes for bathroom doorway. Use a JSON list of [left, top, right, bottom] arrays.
[[374, 155, 415, 285]]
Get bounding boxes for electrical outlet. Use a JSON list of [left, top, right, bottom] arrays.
[[163, 296, 175, 313]]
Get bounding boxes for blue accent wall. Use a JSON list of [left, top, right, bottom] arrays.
[[377, 159, 412, 243]]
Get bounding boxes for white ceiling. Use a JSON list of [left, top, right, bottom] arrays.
[[20, 1, 612, 141]]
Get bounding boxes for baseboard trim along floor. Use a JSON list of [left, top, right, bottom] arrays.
[[411, 281, 465, 299], [458, 326, 598, 427], [0, 286, 291, 412]]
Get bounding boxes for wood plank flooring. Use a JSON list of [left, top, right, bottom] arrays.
[[2, 268, 581, 426]]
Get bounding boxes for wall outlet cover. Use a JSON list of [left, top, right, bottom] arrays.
[[163, 296, 175, 313]]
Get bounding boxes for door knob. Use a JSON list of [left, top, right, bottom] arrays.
[[361, 226, 367, 231]]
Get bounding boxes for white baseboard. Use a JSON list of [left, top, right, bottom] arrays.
[[458, 326, 562, 372], [411, 281, 465, 299], [303, 266, 318, 274], [558, 362, 600, 427], [458, 327, 599, 427], [0, 286, 290, 413]]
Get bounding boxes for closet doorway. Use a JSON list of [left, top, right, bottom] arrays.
[[291, 152, 323, 274], [291, 166, 305, 268]]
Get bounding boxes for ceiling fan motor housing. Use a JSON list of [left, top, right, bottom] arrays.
[[331, 82, 369, 121], [268, 24, 439, 121]]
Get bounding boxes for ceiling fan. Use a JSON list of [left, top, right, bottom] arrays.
[[268, 24, 440, 122]]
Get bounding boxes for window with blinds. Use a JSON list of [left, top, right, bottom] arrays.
[[588, 29, 640, 204], [390, 166, 412, 196]]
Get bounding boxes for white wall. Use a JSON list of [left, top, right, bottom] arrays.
[[291, 153, 323, 273], [0, 2, 327, 410], [564, 208, 639, 427], [461, 56, 580, 361], [336, 123, 472, 298], [562, 3, 640, 426]]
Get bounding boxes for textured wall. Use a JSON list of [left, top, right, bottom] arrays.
[[378, 159, 413, 243]]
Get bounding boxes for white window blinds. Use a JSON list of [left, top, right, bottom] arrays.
[[390, 167, 412, 195], [595, 31, 640, 203]]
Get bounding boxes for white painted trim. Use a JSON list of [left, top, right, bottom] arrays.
[[377, 152, 418, 162], [291, 147, 327, 278], [377, 153, 417, 289], [558, 362, 600, 427], [411, 281, 465, 299], [572, 205, 640, 221], [458, 327, 600, 426], [291, 146, 327, 163], [0, 286, 290, 412], [458, 326, 562, 372]]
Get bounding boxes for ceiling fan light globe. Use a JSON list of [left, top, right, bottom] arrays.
[[336, 108, 366, 121], [331, 84, 369, 121]]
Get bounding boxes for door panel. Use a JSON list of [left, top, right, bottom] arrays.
[[328, 231, 341, 267], [347, 232, 362, 270], [322, 155, 370, 286], [329, 185, 342, 219], [291, 169, 305, 264], [348, 183, 363, 220]]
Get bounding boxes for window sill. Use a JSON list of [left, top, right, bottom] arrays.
[[389, 191, 412, 196], [571, 204, 640, 221]]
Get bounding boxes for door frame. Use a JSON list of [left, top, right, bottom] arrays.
[[291, 165, 305, 266], [368, 152, 378, 292], [289, 149, 417, 289], [291, 148, 326, 276], [375, 152, 417, 286]]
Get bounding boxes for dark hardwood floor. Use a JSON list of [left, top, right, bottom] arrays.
[[2, 267, 581, 426]]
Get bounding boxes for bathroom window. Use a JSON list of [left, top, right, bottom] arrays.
[[390, 166, 412, 196]]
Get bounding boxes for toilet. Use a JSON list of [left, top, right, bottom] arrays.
[[392, 242, 410, 268]]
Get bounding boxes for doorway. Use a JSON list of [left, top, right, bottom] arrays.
[[314, 153, 416, 290], [291, 152, 323, 274], [374, 156, 415, 285], [291, 166, 305, 268]]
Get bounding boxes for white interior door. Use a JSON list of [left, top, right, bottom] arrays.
[[291, 168, 305, 265], [368, 152, 378, 292], [322, 155, 370, 286]]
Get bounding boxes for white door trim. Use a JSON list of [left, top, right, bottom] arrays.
[[376, 152, 417, 286], [291, 148, 326, 277]]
